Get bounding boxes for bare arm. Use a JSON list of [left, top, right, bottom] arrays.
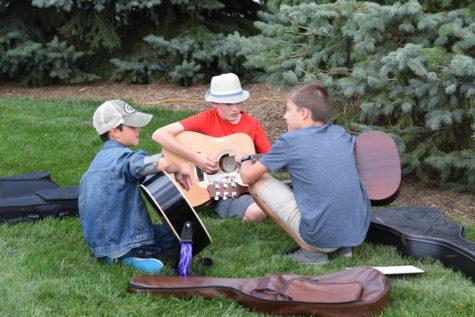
[[239, 161, 268, 185], [152, 122, 190, 160], [152, 122, 218, 174], [157, 157, 191, 191]]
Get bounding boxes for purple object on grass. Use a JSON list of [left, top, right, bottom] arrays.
[[178, 242, 192, 276]]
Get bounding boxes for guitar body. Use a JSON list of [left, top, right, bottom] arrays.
[[140, 172, 212, 256], [162, 132, 255, 207], [355, 131, 401, 206]]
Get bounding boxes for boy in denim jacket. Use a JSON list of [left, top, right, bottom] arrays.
[[79, 100, 191, 273]]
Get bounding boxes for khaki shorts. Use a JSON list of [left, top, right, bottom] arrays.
[[256, 178, 336, 253]]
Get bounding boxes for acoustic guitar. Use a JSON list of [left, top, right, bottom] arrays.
[[140, 172, 212, 256], [162, 131, 256, 207], [163, 130, 402, 207]]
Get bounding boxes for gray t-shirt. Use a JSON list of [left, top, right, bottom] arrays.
[[259, 124, 371, 248]]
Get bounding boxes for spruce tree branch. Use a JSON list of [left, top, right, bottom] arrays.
[[296, 25, 333, 38], [278, 39, 309, 48]]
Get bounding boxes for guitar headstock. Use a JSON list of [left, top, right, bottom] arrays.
[[207, 181, 249, 200]]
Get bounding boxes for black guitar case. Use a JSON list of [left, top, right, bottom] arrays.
[[365, 207, 475, 282], [0, 172, 79, 224], [0, 172, 59, 196]]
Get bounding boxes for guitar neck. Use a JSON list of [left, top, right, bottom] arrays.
[[230, 153, 262, 163]]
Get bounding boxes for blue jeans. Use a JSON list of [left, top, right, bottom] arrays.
[[119, 224, 179, 261]]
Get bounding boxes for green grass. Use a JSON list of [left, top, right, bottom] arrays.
[[1, 98, 474, 316]]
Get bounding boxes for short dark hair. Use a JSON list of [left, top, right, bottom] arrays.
[[99, 124, 123, 142], [286, 82, 331, 122]]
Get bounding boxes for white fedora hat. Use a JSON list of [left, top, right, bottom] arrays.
[[205, 73, 249, 104]]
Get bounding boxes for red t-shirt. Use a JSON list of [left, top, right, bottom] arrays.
[[180, 109, 271, 154]]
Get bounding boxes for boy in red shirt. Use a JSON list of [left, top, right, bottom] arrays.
[[152, 73, 270, 221]]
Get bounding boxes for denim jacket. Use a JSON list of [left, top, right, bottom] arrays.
[[78, 140, 160, 258]]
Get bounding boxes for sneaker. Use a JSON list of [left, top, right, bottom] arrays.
[[290, 248, 329, 264], [337, 247, 353, 258], [271, 247, 300, 260], [120, 257, 164, 274], [100, 257, 116, 265]]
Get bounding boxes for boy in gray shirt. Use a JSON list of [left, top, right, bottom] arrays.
[[238, 83, 371, 264]]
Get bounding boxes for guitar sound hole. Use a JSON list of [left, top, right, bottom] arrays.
[[219, 154, 237, 173]]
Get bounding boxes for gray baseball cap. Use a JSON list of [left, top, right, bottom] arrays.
[[92, 100, 153, 135]]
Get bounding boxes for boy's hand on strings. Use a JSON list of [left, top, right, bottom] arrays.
[[195, 154, 218, 174]]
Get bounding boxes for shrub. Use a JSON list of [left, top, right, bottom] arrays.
[[241, 0, 475, 192], [0, 0, 261, 86]]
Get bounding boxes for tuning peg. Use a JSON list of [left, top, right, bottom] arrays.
[[223, 192, 228, 200], [214, 183, 220, 188], [223, 183, 229, 188], [231, 191, 237, 198]]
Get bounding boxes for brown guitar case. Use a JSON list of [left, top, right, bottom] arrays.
[[129, 267, 390, 316]]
